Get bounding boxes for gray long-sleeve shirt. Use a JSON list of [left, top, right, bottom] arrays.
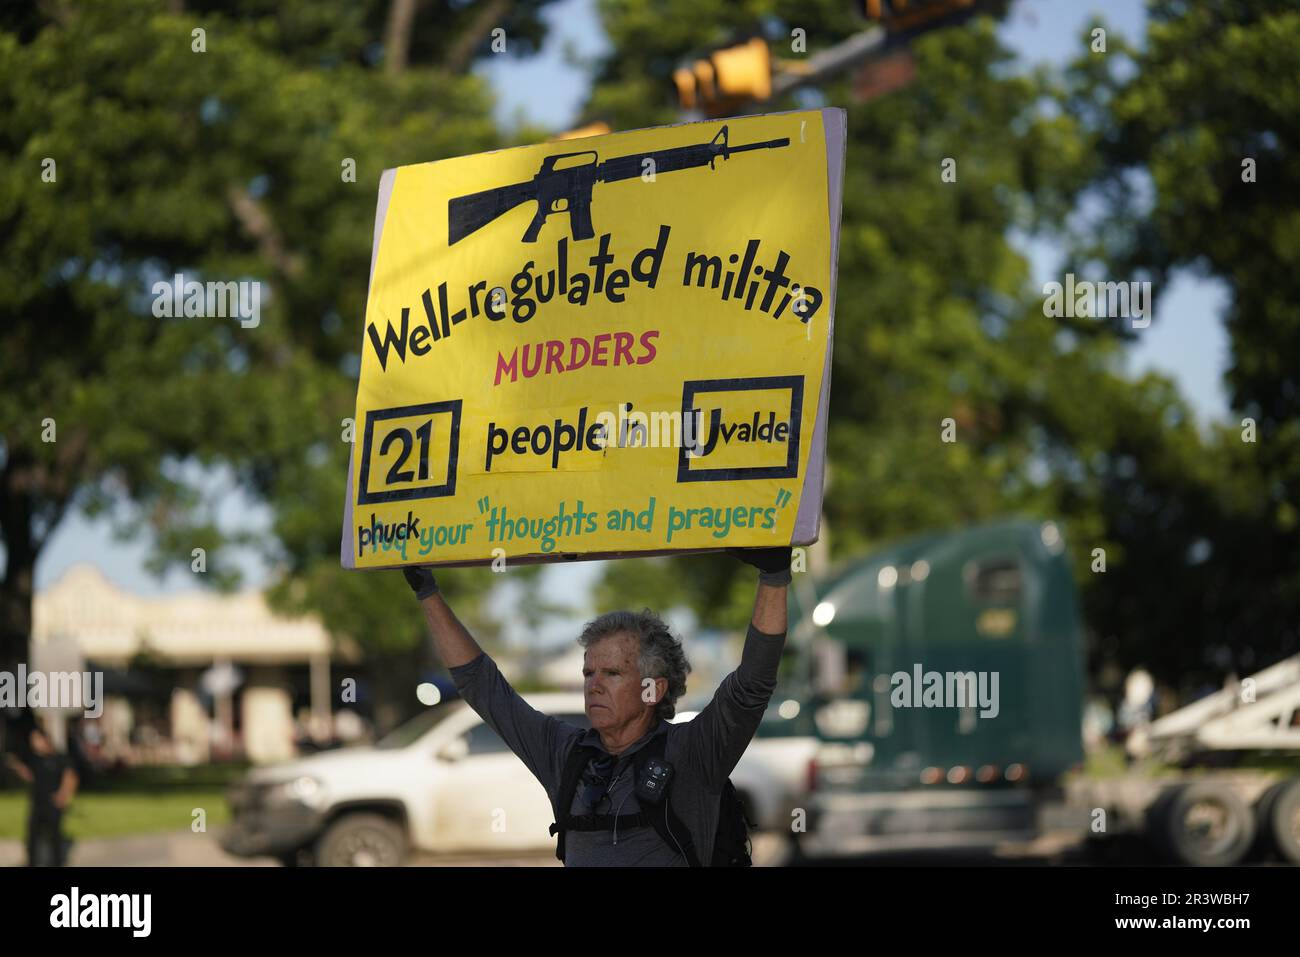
[[449, 622, 786, 865]]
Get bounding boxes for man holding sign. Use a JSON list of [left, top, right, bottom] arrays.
[[347, 109, 844, 863], [402, 546, 791, 866]]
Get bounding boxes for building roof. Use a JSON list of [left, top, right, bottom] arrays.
[[33, 564, 353, 667]]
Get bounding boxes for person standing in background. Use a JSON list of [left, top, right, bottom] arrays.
[[4, 718, 79, 866]]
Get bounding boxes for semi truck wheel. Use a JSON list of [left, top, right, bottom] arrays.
[[1151, 783, 1255, 866], [1250, 780, 1283, 861], [1260, 778, 1300, 865]]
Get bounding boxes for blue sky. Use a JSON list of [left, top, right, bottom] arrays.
[[31, 0, 1233, 642]]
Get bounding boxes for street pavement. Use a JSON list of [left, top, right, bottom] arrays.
[[0, 831, 275, 867], [0, 831, 793, 867], [0, 830, 1089, 867]]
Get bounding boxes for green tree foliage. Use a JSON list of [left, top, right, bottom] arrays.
[[3, 0, 1292, 713], [0, 1, 558, 715], [586, 2, 1263, 692], [1054, 0, 1300, 684]]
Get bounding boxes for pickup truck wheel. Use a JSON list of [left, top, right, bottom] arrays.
[[315, 814, 407, 867], [1261, 778, 1300, 865], [1153, 784, 1255, 866]]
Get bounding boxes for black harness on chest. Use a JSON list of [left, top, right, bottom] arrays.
[[547, 731, 702, 866]]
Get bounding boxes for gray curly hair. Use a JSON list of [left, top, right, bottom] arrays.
[[577, 609, 691, 721]]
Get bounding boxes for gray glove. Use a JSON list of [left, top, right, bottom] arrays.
[[402, 565, 439, 600], [730, 546, 793, 586]]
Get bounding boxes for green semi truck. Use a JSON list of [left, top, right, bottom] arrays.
[[756, 517, 1300, 865]]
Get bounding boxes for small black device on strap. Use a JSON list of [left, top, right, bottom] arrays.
[[635, 752, 674, 804], [548, 732, 753, 867]]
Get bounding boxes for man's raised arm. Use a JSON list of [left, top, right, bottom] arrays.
[[677, 547, 792, 786], [402, 566, 484, 668], [749, 559, 790, 636], [400, 566, 575, 795]]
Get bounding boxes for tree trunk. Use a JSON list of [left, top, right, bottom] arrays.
[[0, 488, 35, 678], [367, 641, 438, 736], [384, 0, 420, 75], [444, 0, 513, 75], [0, 562, 33, 676], [0, 495, 35, 759]]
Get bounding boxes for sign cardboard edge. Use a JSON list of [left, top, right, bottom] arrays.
[[791, 106, 846, 548], [340, 166, 398, 570]]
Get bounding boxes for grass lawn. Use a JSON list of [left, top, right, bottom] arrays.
[[0, 763, 247, 841], [1081, 744, 1136, 778], [1073, 744, 1300, 781]]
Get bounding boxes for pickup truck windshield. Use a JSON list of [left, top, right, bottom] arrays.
[[375, 701, 466, 750]]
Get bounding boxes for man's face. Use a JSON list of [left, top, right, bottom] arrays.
[[583, 632, 650, 732]]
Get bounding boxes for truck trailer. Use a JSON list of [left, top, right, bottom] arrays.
[[756, 518, 1300, 865]]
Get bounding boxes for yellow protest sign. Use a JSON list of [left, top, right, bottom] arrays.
[[342, 108, 845, 568]]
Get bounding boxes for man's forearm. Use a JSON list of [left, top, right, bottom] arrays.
[[751, 581, 788, 635], [419, 593, 485, 668], [5, 755, 32, 783]]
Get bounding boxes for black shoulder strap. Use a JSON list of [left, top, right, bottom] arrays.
[[549, 739, 599, 863], [635, 732, 703, 867]]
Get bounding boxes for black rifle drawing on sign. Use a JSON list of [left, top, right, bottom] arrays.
[[447, 125, 791, 246]]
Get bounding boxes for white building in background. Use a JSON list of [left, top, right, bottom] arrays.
[[31, 564, 358, 765]]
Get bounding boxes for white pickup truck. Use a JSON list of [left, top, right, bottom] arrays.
[[221, 692, 816, 866]]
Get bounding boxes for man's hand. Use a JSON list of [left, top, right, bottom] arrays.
[[4, 753, 32, 784], [730, 546, 793, 587], [402, 565, 440, 601]]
